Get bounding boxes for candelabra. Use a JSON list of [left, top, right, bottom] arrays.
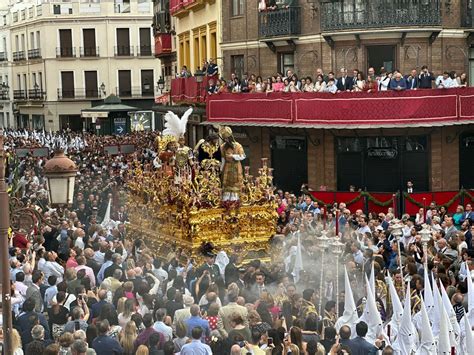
[[419, 224, 432, 272], [317, 230, 331, 316], [331, 236, 345, 319], [391, 222, 405, 293]]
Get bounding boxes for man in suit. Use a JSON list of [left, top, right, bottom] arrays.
[[336, 67, 353, 92], [103, 253, 123, 280], [406, 181, 414, 194], [224, 255, 239, 287], [418, 65, 434, 89], [217, 287, 248, 338], [113, 205, 128, 222], [26, 270, 44, 313], [405, 69, 419, 90], [15, 297, 51, 346], [445, 217, 458, 241], [460, 204, 474, 224], [347, 321, 380, 355], [91, 289, 112, 320], [173, 294, 194, 331]]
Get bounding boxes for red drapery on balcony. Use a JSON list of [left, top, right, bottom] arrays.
[[206, 88, 474, 128], [171, 76, 217, 103], [154, 34, 172, 57]]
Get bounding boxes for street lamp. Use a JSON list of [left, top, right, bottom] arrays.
[[43, 150, 78, 206], [194, 69, 205, 102], [157, 76, 165, 93]]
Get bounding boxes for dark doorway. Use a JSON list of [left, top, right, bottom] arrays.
[[59, 29, 73, 57], [118, 70, 132, 97], [59, 115, 82, 131], [336, 136, 428, 192], [271, 136, 307, 194], [367, 45, 396, 73], [82, 29, 97, 56], [460, 132, 474, 189], [85, 71, 98, 98], [61, 71, 75, 98], [116, 28, 130, 55]]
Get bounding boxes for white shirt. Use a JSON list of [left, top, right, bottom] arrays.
[[43, 261, 64, 284], [379, 76, 390, 91]]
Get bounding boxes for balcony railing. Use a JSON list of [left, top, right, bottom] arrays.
[[27, 89, 46, 100], [320, 0, 441, 31], [80, 46, 100, 57], [259, 7, 300, 38], [13, 90, 27, 100], [137, 45, 153, 56], [171, 76, 217, 103], [57, 88, 101, 100], [28, 48, 42, 59], [0, 52, 6, 61], [13, 51, 26, 61], [0, 92, 9, 100], [115, 86, 155, 98], [462, 0, 473, 27], [114, 45, 134, 57], [154, 34, 172, 57], [56, 47, 76, 58]]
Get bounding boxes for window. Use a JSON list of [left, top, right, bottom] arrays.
[[59, 29, 73, 57], [36, 31, 41, 50], [13, 12, 18, 22], [21, 10, 25, 20], [82, 29, 97, 56], [279, 52, 294, 76], [114, 0, 130, 13], [139, 28, 151, 56], [28, 7, 33, 18], [231, 55, 244, 79], [138, 0, 150, 13], [84, 71, 98, 98], [118, 70, 132, 96], [232, 0, 244, 16], [116, 28, 130, 56], [61, 71, 75, 98], [30, 32, 35, 49], [53, 5, 60, 14], [37, 5, 42, 16], [32, 115, 45, 130]]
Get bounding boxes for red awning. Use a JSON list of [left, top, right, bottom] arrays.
[[206, 88, 474, 129]]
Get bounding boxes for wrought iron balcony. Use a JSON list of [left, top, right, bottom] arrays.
[[259, 7, 300, 38], [0, 92, 9, 100], [80, 46, 100, 57], [115, 86, 155, 98], [28, 89, 46, 100], [462, 0, 473, 27], [13, 51, 26, 61], [13, 90, 27, 100], [57, 88, 101, 100], [28, 48, 42, 59], [320, 0, 441, 31], [114, 45, 134, 57], [137, 45, 153, 56], [0, 52, 6, 61], [56, 47, 76, 58]]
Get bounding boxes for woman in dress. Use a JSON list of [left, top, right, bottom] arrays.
[[314, 75, 326, 92], [273, 76, 285, 92], [255, 76, 266, 93], [353, 72, 365, 92]]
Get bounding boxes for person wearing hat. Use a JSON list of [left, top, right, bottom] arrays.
[[196, 248, 220, 281]]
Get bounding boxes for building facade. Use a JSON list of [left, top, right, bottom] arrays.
[[7, 0, 159, 131], [197, 0, 474, 193], [0, 6, 13, 128]]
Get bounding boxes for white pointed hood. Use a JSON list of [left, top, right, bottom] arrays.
[[438, 303, 452, 354], [369, 261, 376, 297], [423, 267, 435, 321], [359, 274, 384, 344], [386, 273, 404, 341], [439, 281, 461, 346], [432, 276, 441, 337], [392, 283, 417, 354], [416, 299, 436, 355], [335, 267, 358, 332]]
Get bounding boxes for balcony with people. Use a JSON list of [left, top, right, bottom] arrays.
[[319, 0, 442, 32], [258, 6, 300, 39]]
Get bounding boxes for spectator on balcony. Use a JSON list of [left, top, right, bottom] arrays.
[[258, 0, 266, 12], [336, 67, 353, 92], [265, 78, 274, 93], [367, 67, 376, 80], [248, 76, 256, 93], [418, 65, 435, 89], [227, 73, 237, 91], [405, 69, 419, 90], [324, 78, 337, 94], [457, 72, 468, 87], [217, 80, 228, 94], [314, 75, 326, 93], [255, 76, 265, 93], [327, 72, 337, 86], [207, 58, 218, 77], [378, 70, 391, 91], [316, 68, 329, 83], [201, 60, 209, 74], [283, 78, 291, 92], [436, 71, 456, 89], [303, 77, 314, 92], [267, 0, 277, 11], [284, 69, 294, 81], [273, 76, 285, 92], [207, 79, 217, 95], [290, 74, 301, 90], [363, 75, 378, 93], [179, 66, 191, 78], [231, 78, 241, 93], [389, 72, 407, 91], [241, 73, 250, 93], [353, 72, 365, 92], [351, 69, 359, 89]]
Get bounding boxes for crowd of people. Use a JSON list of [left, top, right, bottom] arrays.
[[205, 66, 469, 95], [2, 129, 474, 355]]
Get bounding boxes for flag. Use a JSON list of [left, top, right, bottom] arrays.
[[293, 233, 303, 283], [392, 283, 417, 354], [386, 273, 404, 342], [335, 267, 358, 332], [416, 299, 436, 355], [463, 315, 474, 355]]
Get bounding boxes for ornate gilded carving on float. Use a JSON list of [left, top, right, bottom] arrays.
[[127, 120, 277, 262]]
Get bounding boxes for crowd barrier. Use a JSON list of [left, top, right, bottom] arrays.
[[308, 189, 474, 216]]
